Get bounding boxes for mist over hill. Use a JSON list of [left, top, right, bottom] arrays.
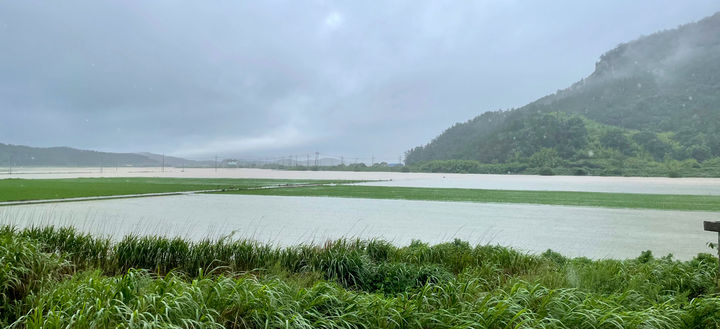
[[0, 144, 209, 168], [405, 12, 720, 176]]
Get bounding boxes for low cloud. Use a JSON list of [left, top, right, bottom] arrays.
[[1, 1, 718, 160]]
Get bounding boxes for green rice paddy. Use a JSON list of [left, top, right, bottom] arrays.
[[3, 178, 720, 211], [0, 177, 356, 202], [223, 184, 720, 212]]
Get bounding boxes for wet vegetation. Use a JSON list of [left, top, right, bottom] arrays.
[[225, 185, 720, 212], [1, 224, 719, 328], [0, 177, 357, 202], [405, 13, 720, 178]]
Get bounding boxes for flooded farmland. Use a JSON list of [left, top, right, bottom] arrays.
[[1, 193, 717, 260], [2, 167, 719, 260], [4, 167, 720, 195]]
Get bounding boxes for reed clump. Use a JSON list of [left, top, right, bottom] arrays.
[[1, 224, 719, 328]]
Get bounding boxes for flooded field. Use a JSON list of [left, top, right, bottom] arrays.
[[1, 193, 716, 260], [3, 167, 720, 195]]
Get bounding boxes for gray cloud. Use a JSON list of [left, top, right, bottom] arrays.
[[1, 1, 719, 161]]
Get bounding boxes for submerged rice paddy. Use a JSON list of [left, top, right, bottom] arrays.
[[3, 177, 720, 211], [2, 172, 719, 327], [223, 184, 720, 212], [0, 177, 358, 202], [1, 194, 717, 260]]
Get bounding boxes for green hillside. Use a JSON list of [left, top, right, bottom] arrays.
[[0, 143, 207, 168], [405, 12, 720, 177]]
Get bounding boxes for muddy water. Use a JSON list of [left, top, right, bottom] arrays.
[[3, 167, 720, 195], [1, 194, 716, 260]]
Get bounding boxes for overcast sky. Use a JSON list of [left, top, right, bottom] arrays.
[[1, 1, 719, 161]]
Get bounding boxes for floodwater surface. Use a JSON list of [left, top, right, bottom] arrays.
[[3, 167, 720, 195], [1, 194, 715, 260]]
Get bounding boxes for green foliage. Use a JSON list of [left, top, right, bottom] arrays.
[[364, 262, 451, 294], [0, 177, 358, 202], [0, 232, 65, 324], [529, 148, 562, 168], [600, 129, 636, 156], [406, 13, 720, 177], [1, 225, 720, 327], [227, 184, 720, 212]]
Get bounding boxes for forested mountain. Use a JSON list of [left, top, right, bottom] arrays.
[[0, 144, 206, 167], [405, 12, 720, 176]]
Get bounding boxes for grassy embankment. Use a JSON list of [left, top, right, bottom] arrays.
[[0, 177, 358, 202], [1, 225, 719, 327], [223, 185, 720, 212]]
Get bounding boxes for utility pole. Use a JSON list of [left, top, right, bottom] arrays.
[[340, 156, 344, 165], [314, 151, 319, 168], [371, 154, 375, 166], [161, 153, 165, 173]]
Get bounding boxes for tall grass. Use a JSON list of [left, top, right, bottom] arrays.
[[0, 231, 66, 325], [12, 270, 720, 328], [1, 224, 719, 327]]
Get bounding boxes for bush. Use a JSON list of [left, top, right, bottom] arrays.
[[539, 167, 555, 175], [363, 262, 451, 294]]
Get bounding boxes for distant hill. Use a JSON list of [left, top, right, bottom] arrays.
[[0, 143, 209, 167], [405, 12, 720, 176]]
